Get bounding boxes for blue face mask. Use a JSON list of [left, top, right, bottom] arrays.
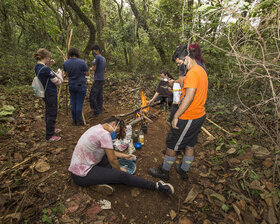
[[110, 131, 117, 140]]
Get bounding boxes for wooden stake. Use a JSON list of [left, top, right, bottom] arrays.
[[82, 111, 86, 125], [142, 114, 153, 123], [201, 127, 215, 140], [206, 118, 232, 135], [129, 117, 142, 126]]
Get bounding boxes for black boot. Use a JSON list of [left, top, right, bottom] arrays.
[[148, 165, 169, 180], [174, 164, 189, 181], [76, 120, 84, 126]]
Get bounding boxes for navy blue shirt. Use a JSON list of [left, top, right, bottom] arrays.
[[92, 55, 106, 80], [63, 58, 89, 86], [34, 64, 57, 96]]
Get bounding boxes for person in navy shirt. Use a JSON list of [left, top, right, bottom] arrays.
[[34, 48, 63, 142], [89, 45, 106, 117], [63, 48, 89, 125]]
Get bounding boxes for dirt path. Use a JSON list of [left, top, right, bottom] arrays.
[[1, 86, 278, 224], [15, 99, 203, 223]]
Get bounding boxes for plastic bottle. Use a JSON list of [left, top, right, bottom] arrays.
[[138, 130, 144, 145], [133, 130, 139, 143]]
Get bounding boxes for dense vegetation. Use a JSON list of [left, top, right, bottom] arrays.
[[1, 0, 279, 145]]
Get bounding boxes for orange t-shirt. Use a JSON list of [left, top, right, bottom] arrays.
[[179, 65, 208, 120]]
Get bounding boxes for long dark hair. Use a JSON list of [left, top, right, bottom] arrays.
[[172, 43, 205, 64], [161, 70, 174, 80], [189, 43, 205, 64], [103, 116, 125, 139]]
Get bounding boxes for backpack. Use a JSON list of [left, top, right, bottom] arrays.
[[32, 65, 49, 98]]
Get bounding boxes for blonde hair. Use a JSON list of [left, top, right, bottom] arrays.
[[34, 48, 50, 61]]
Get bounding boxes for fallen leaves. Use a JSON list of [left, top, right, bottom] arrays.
[[252, 145, 270, 159], [184, 185, 200, 204], [34, 159, 50, 173]]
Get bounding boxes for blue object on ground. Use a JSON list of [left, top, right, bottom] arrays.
[[118, 158, 136, 175], [134, 142, 142, 149]]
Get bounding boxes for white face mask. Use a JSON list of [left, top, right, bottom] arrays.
[[107, 122, 119, 132], [161, 78, 168, 81], [107, 122, 119, 140]]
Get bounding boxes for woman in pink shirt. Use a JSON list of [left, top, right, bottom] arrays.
[[69, 116, 174, 194]]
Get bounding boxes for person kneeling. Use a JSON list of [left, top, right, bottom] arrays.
[[68, 116, 174, 195]]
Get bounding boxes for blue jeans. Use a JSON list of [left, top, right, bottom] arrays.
[[89, 80, 104, 115], [69, 84, 86, 122]]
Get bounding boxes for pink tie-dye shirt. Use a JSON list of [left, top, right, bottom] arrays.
[[68, 124, 113, 177]]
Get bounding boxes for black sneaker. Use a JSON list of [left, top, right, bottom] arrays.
[[76, 120, 84, 126], [174, 164, 189, 181], [148, 165, 169, 180], [157, 180, 174, 194]]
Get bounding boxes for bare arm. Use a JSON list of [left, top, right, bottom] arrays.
[[91, 65, 96, 71], [114, 151, 136, 161], [149, 92, 159, 104], [172, 88, 196, 129], [104, 148, 120, 170]]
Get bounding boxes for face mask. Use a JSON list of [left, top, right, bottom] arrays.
[[92, 51, 97, 57], [107, 122, 119, 140], [178, 63, 188, 76], [110, 131, 117, 140], [161, 78, 168, 82]]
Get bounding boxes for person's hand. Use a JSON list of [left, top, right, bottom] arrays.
[[168, 87, 172, 91], [172, 117, 179, 129], [148, 100, 153, 105], [50, 59, 55, 65], [126, 154, 136, 161], [120, 167, 127, 172]]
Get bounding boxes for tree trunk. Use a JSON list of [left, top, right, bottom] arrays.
[[128, 0, 167, 63], [113, 0, 129, 66], [92, 0, 105, 55], [65, 0, 96, 60]]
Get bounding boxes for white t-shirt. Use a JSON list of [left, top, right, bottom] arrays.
[[173, 82, 181, 104], [68, 124, 113, 177]]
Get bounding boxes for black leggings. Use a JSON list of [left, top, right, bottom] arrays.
[[71, 156, 156, 190], [43, 94, 58, 140]]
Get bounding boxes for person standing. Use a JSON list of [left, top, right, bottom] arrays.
[[63, 48, 89, 125], [89, 45, 106, 117], [168, 43, 207, 124], [148, 48, 208, 182], [34, 48, 63, 142]]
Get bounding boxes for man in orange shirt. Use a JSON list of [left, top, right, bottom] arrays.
[[149, 49, 208, 181]]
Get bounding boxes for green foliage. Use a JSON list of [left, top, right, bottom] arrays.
[[0, 105, 15, 117], [41, 203, 66, 224], [0, 124, 10, 138], [221, 204, 230, 212]]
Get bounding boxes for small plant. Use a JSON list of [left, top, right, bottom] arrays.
[[42, 209, 52, 224], [221, 204, 230, 212]]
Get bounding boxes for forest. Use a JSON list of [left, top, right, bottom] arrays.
[[0, 0, 279, 223]]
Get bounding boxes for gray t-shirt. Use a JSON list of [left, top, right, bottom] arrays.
[[93, 55, 106, 80]]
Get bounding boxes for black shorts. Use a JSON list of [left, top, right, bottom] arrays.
[[166, 114, 206, 151]]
